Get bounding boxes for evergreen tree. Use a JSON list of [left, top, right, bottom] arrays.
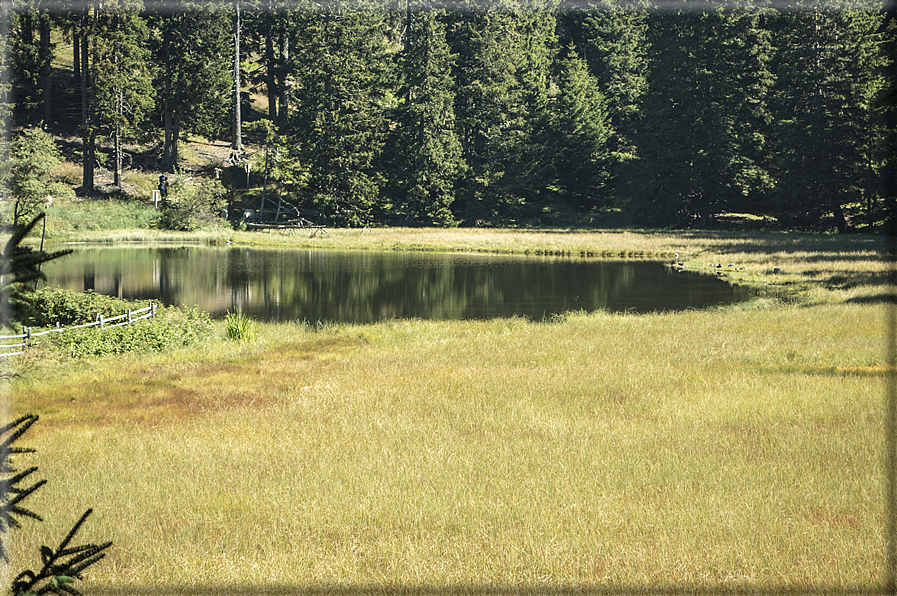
[[231, 0, 243, 156], [449, 9, 527, 223], [506, 5, 557, 214], [387, 7, 464, 225], [289, 8, 393, 226], [76, 0, 153, 193], [147, 1, 231, 171], [240, 0, 295, 126], [768, 4, 890, 231], [9, 2, 55, 126], [550, 44, 614, 210], [625, 8, 774, 227], [91, 1, 153, 188], [574, 0, 648, 154], [0, 1, 13, 145]]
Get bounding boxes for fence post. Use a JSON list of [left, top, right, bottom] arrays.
[[151, 303, 156, 318], [98, 314, 105, 329], [128, 310, 132, 325]]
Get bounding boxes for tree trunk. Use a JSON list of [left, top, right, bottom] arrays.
[[171, 104, 181, 172], [39, 12, 52, 127], [278, 26, 289, 131], [114, 122, 121, 187], [73, 31, 80, 86], [162, 21, 176, 170], [81, 11, 93, 194], [0, 3, 10, 159], [113, 14, 122, 189], [266, 11, 277, 121], [231, 0, 242, 154]]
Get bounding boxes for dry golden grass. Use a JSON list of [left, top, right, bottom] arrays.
[[5, 304, 888, 591]]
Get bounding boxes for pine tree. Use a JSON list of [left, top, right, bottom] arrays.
[[289, 8, 393, 226], [231, 0, 243, 156], [506, 5, 557, 215], [9, 3, 55, 126], [449, 9, 527, 223], [75, 0, 153, 193], [0, 2, 13, 145], [625, 8, 774, 227], [90, 1, 153, 188], [550, 44, 613, 210], [147, 1, 231, 171], [386, 7, 464, 225], [768, 4, 890, 231], [574, 1, 648, 154]]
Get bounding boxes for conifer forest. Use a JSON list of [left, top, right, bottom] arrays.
[[2, 0, 895, 230]]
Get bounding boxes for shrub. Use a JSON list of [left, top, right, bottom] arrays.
[[24, 287, 151, 327], [21, 287, 213, 358], [154, 177, 228, 231], [52, 305, 213, 359]]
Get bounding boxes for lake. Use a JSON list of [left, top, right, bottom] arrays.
[[40, 245, 755, 323]]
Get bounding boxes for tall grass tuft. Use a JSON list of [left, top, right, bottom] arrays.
[[225, 310, 257, 341]]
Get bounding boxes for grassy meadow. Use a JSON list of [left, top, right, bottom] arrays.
[[2, 227, 893, 593]]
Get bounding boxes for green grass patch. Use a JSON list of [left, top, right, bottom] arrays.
[[42, 197, 160, 234]]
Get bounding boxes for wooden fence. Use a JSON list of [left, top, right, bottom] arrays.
[[0, 303, 157, 358]]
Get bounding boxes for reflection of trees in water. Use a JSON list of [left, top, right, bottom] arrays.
[[41, 248, 754, 322]]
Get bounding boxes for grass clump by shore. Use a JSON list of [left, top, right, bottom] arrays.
[[224, 310, 257, 342], [1, 228, 892, 593]]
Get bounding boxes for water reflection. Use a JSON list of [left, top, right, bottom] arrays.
[[41, 246, 755, 323]]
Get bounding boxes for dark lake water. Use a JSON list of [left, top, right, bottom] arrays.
[[40, 245, 755, 323]]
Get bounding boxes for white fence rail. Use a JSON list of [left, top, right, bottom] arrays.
[[0, 303, 158, 357]]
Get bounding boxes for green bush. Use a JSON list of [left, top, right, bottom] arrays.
[[23, 288, 213, 358], [25, 287, 152, 327], [53, 305, 212, 359], [4, 129, 65, 226], [154, 177, 228, 231]]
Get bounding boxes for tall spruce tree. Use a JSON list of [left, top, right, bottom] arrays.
[[506, 5, 557, 214], [147, 1, 231, 171], [449, 9, 527, 223], [231, 0, 243, 156], [574, 1, 648, 155], [387, 7, 464, 225], [289, 7, 392, 226], [91, 0, 153, 188], [0, 1, 13, 145], [625, 8, 774, 227], [9, 2, 55, 126], [76, 0, 153, 193], [550, 44, 614, 210], [768, 4, 890, 231]]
